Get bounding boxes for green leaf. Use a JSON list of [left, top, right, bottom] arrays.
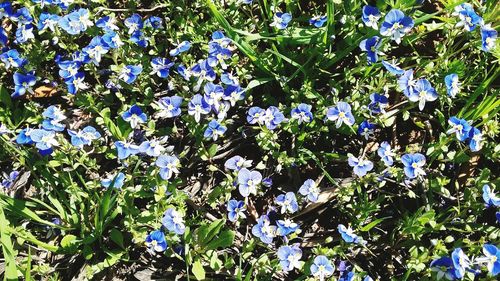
[[0, 194, 64, 229], [197, 219, 225, 247], [205, 0, 273, 76], [192, 259, 206, 280], [0, 207, 18, 281], [0, 85, 12, 108], [109, 228, 125, 249], [60, 234, 78, 249], [360, 217, 389, 232], [98, 108, 123, 140], [208, 144, 219, 158], [205, 230, 235, 251]]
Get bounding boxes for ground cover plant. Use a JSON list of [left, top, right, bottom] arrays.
[[0, 0, 498, 280]]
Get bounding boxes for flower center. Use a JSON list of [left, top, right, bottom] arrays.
[[392, 22, 402, 30]]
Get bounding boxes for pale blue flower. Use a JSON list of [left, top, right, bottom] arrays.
[[277, 244, 302, 272], [162, 208, 186, 235]]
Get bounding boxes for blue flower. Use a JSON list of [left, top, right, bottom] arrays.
[[338, 224, 362, 244], [145, 16, 163, 29], [155, 155, 180, 180], [247, 106, 265, 125], [204, 119, 227, 141], [82, 36, 109, 66], [124, 14, 143, 35], [451, 248, 471, 279], [358, 120, 375, 140], [139, 139, 166, 157], [145, 230, 167, 252], [191, 60, 216, 91], [58, 13, 82, 35], [0, 2, 13, 19], [408, 78, 438, 111], [368, 93, 389, 114], [309, 15, 327, 28], [42, 106, 66, 132], [276, 219, 300, 236], [291, 103, 313, 124], [12, 7, 32, 24], [30, 129, 59, 150], [454, 5, 482, 32], [398, 69, 417, 97], [270, 12, 292, 30], [430, 257, 458, 280], [115, 141, 140, 160], [275, 192, 299, 214], [262, 106, 285, 130], [1, 170, 19, 189], [102, 31, 124, 49], [58, 60, 81, 79], [101, 172, 125, 189], [188, 94, 211, 122], [446, 117, 471, 141], [224, 155, 252, 171], [12, 72, 36, 97], [262, 178, 273, 187], [298, 179, 320, 202], [0, 27, 7, 46], [211, 30, 231, 47], [277, 244, 302, 272], [156, 96, 183, 118], [119, 65, 142, 84], [0, 49, 26, 69], [380, 9, 414, 44], [221, 72, 239, 86], [208, 42, 232, 69], [348, 154, 373, 177], [445, 73, 460, 97], [237, 168, 262, 197], [65, 72, 88, 94], [481, 24, 497, 52], [15, 24, 35, 44], [58, 9, 93, 35], [122, 105, 147, 129], [480, 244, 500, 276], [130, 30, 148, 48], [377, 141, 394, 166], [251, 215, 276, 244], [339, 271, 355, 281], [468, 127, 483, 152], [362, 5, 381, 29], [326, 102, 355, 128], [227, 199, 246, 222], [96, 16, 119, 32], [482, 185, 500, 208], [38, 13, 59, 32], [401, 153, 426, 179], [169, 41, 191, 56], [162, 208, 186, 235], [203, 82, 224, 108], [16, 128, 34, 145], [151, 57, 174, 78], [176, 64, 191, 80], [382, 60, 404, 76], [310, 255, 334, 280], [223, 85, 245, 106]]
